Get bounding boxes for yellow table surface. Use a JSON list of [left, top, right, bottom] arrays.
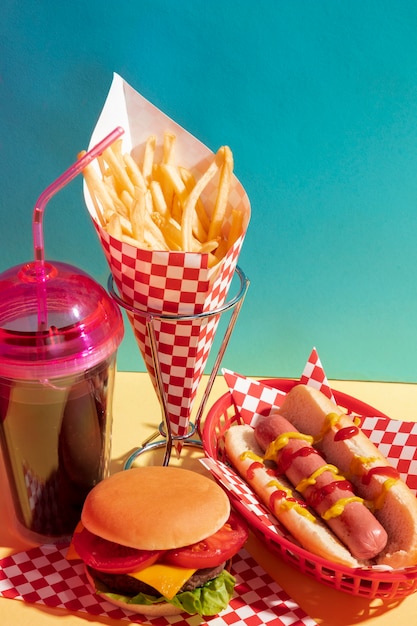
[[1, 372, 417, 626]]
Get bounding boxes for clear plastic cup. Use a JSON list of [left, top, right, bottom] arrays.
[[0, 260, 124, 543]]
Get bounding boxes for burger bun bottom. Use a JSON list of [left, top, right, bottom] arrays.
[[84, 567, 185, 617]]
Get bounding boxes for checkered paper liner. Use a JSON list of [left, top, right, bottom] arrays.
[[221, 348, 336, 427], [0, 544, 317, 626], [202, 348, 417, 585], [220, 347, 417, 491], [84, 74, 250, 439]]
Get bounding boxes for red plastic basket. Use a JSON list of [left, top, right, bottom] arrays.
[[202, 378, 417, 600]]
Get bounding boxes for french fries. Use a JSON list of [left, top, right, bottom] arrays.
[[81, 132, 243, 266]]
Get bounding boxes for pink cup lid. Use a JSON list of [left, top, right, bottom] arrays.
[[0, 261, 124, 380]]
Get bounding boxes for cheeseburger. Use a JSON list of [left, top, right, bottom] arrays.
[[69, 466, 248, 617]]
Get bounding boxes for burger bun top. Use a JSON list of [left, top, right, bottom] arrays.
[[81, 466, 230, 551]]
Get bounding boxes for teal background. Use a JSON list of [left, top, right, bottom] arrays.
[[2, 0, 417, 382]]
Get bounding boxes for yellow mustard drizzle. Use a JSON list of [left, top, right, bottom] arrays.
[[240, 450, 263, 463], [238, 449, 318, 523], [313, 412, 342, 444], [321, 496, 364, 520], [349, 455, 379, 477], [263, 432, 314, 461], [266, 480, 316, 522], [266, 478, 292, 496], [373, 477, 399, 510], [295, 464, 344, 494]]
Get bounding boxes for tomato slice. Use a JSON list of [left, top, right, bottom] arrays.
[[162, 511, 248, 569], [73, 526, 163, 574]]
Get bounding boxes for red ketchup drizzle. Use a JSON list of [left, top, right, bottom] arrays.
[[307, 479, 353, 508], [266, 467, 278, 476], [269, 490, 307, 510], [269, 490, 288, 508], [334, 425, 359, 441], [246, 461, 264, 480], [277, 446, 320, 474], [361, 466, 400, 485]]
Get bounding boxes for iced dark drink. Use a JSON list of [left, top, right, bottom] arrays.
[[0, 357, 115, 539], [0, 260, 123, 542]]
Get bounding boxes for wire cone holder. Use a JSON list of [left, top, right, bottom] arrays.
[[108, 266, 249, 466]]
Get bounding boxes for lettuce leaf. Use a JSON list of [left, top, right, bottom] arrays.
[[97, 570, 236, 616]]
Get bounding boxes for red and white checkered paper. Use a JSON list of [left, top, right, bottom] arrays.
[[0, 544, 316, 626], [84, 74, 250, 440], [203, 347, 417, 547], [221, 348, 336, 426]]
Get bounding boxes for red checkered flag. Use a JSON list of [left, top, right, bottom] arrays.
[[300, 347, 335, 401]]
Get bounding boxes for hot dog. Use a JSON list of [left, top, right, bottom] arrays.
[[224, 423, 362, 567], [224, 384, 417, 568], [278, 384, 417, 568], [254, 412, 388, 560]]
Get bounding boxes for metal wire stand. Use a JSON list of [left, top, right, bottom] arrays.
[[108, 266, 249, 467]]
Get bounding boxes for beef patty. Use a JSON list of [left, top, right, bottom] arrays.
[[88, 561, 227, 597]]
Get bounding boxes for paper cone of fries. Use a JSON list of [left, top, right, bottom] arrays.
[[83, 73, 250, 441]]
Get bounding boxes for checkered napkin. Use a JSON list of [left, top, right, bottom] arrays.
[[204, 347, 417, 530], [0, 544, 316, 626], [84, 74, 251, 441]]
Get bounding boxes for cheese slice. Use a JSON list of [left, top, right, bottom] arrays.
[[128, 563, 197, 600]]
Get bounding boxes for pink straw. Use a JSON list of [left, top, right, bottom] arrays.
[[32, 126, 124, 329]]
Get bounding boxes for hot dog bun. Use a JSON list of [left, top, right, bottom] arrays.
[[279, 384, 417, 569], [225, 423, 361, 567]]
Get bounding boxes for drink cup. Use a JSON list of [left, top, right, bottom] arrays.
[[0, 260, 124, 543]]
